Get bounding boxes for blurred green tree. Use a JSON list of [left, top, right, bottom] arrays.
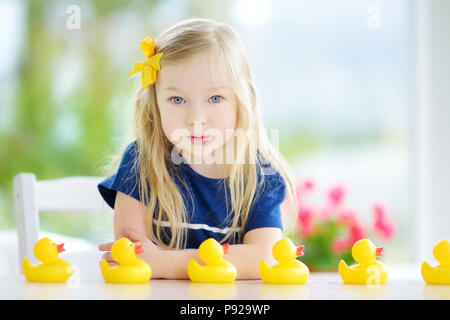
[[0, 0, 162, 233]]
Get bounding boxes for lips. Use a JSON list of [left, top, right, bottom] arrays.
[[190, 135, 210, 144]]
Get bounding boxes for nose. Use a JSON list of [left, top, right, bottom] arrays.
[[186, 105, 207, 126]]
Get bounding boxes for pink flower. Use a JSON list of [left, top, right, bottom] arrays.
[[331, 220, 365, 254], [297, 206, 314, 237], [303, 179, 315, 191], [295, 179, 315, 202], [349, 222, 365, 242], [372, 203, 395, 240], [373, 203, 387, 220], [328, 185, 346, 208], [332, 238, 352, 253], [298, 206, 312, 221], [319, 208, 331, 220], [337, 209, 359, 225], [375, 223, 395, 240], [301, 223, 314, 237]]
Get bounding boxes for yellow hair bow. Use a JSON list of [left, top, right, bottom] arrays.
[[128, 37, 164, 88]]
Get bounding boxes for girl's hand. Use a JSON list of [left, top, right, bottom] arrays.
[[98, 226, 164, 272], [98, 242, 118, 267]]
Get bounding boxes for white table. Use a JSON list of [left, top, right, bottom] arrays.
[[1, 272, 449, 300]]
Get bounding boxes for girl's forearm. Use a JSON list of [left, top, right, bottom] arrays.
[[154, 243, 274, 280], [158, 248, 200, 279], [226, 244, 275, 279]]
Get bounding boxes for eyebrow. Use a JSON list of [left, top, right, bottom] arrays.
[[164, 86, 231, 93]]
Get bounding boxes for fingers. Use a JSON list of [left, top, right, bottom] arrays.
[[102, 252, 113, 262], [99, 243, 115, 264], [100, 251, 116, 267], [99, 259, 119, 267], [98, 242, 114, 251]]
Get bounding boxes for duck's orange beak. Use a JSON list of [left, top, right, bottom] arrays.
[[135, 243, 144, 255], [297, 245, 305, 256], [57, 243, 65, 253], [222, 243, 230, 254], [376, 246, 384, 257]]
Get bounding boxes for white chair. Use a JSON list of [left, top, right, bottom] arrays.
[[13, 173, 113, 278]]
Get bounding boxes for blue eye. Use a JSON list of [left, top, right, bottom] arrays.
[[170, 96, 184, 104], [209, 95, 223, 103]]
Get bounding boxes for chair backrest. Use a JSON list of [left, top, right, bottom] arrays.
[[13, 173, 113, 272]]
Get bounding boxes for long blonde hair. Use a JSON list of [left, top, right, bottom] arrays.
[[108, 18, 298, 249]]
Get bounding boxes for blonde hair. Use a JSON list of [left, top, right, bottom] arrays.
[[108, 18, 298, 249]]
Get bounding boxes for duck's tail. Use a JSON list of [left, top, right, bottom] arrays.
[[338, 260, 350, 282], [421, 261, 436, 284], [100, 259, 110, 281], [22, 257, 33, 281], [422, 262, 450, 285], [187, 259, 206, 282], [259, 260, 272, 283]]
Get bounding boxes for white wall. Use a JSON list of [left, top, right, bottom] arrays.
[[414, 0, 450, 263]]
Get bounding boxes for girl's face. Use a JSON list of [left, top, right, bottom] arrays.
[[156, 50, 237, 163]]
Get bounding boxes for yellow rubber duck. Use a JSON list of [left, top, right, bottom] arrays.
[[187, 238, 237, 283], [259, 238, 309, 284], [22, 237, 73, 282], [100, 237, 151, 283], [339, 238, 388, 284], [421, 239, 450, 285]]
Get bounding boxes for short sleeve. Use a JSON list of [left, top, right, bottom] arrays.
[[244, 170, 286, 234], [98, 141, 141, 209]]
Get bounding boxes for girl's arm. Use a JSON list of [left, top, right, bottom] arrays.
[[99, 191, 282, 279], [99, 191, 169, 277]]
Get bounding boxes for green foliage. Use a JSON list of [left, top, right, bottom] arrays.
[[278, 129, 322, 161], [287, 219, 355, 271], [0, 0, 161, 231]]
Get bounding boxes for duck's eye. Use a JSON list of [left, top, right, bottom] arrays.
[[128, 243, 132, 247]]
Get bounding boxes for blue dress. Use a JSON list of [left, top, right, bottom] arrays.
[[98, 141, 286, 249]]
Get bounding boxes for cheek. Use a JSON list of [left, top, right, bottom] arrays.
[[220, 120, 236, 143], [204, 109, 236, 149], [159, 109, 185, 144], [219, 108, 237, 140], [159, 111, 171, 137]]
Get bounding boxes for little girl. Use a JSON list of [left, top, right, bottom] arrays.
[[97, 18, 298, 279]]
